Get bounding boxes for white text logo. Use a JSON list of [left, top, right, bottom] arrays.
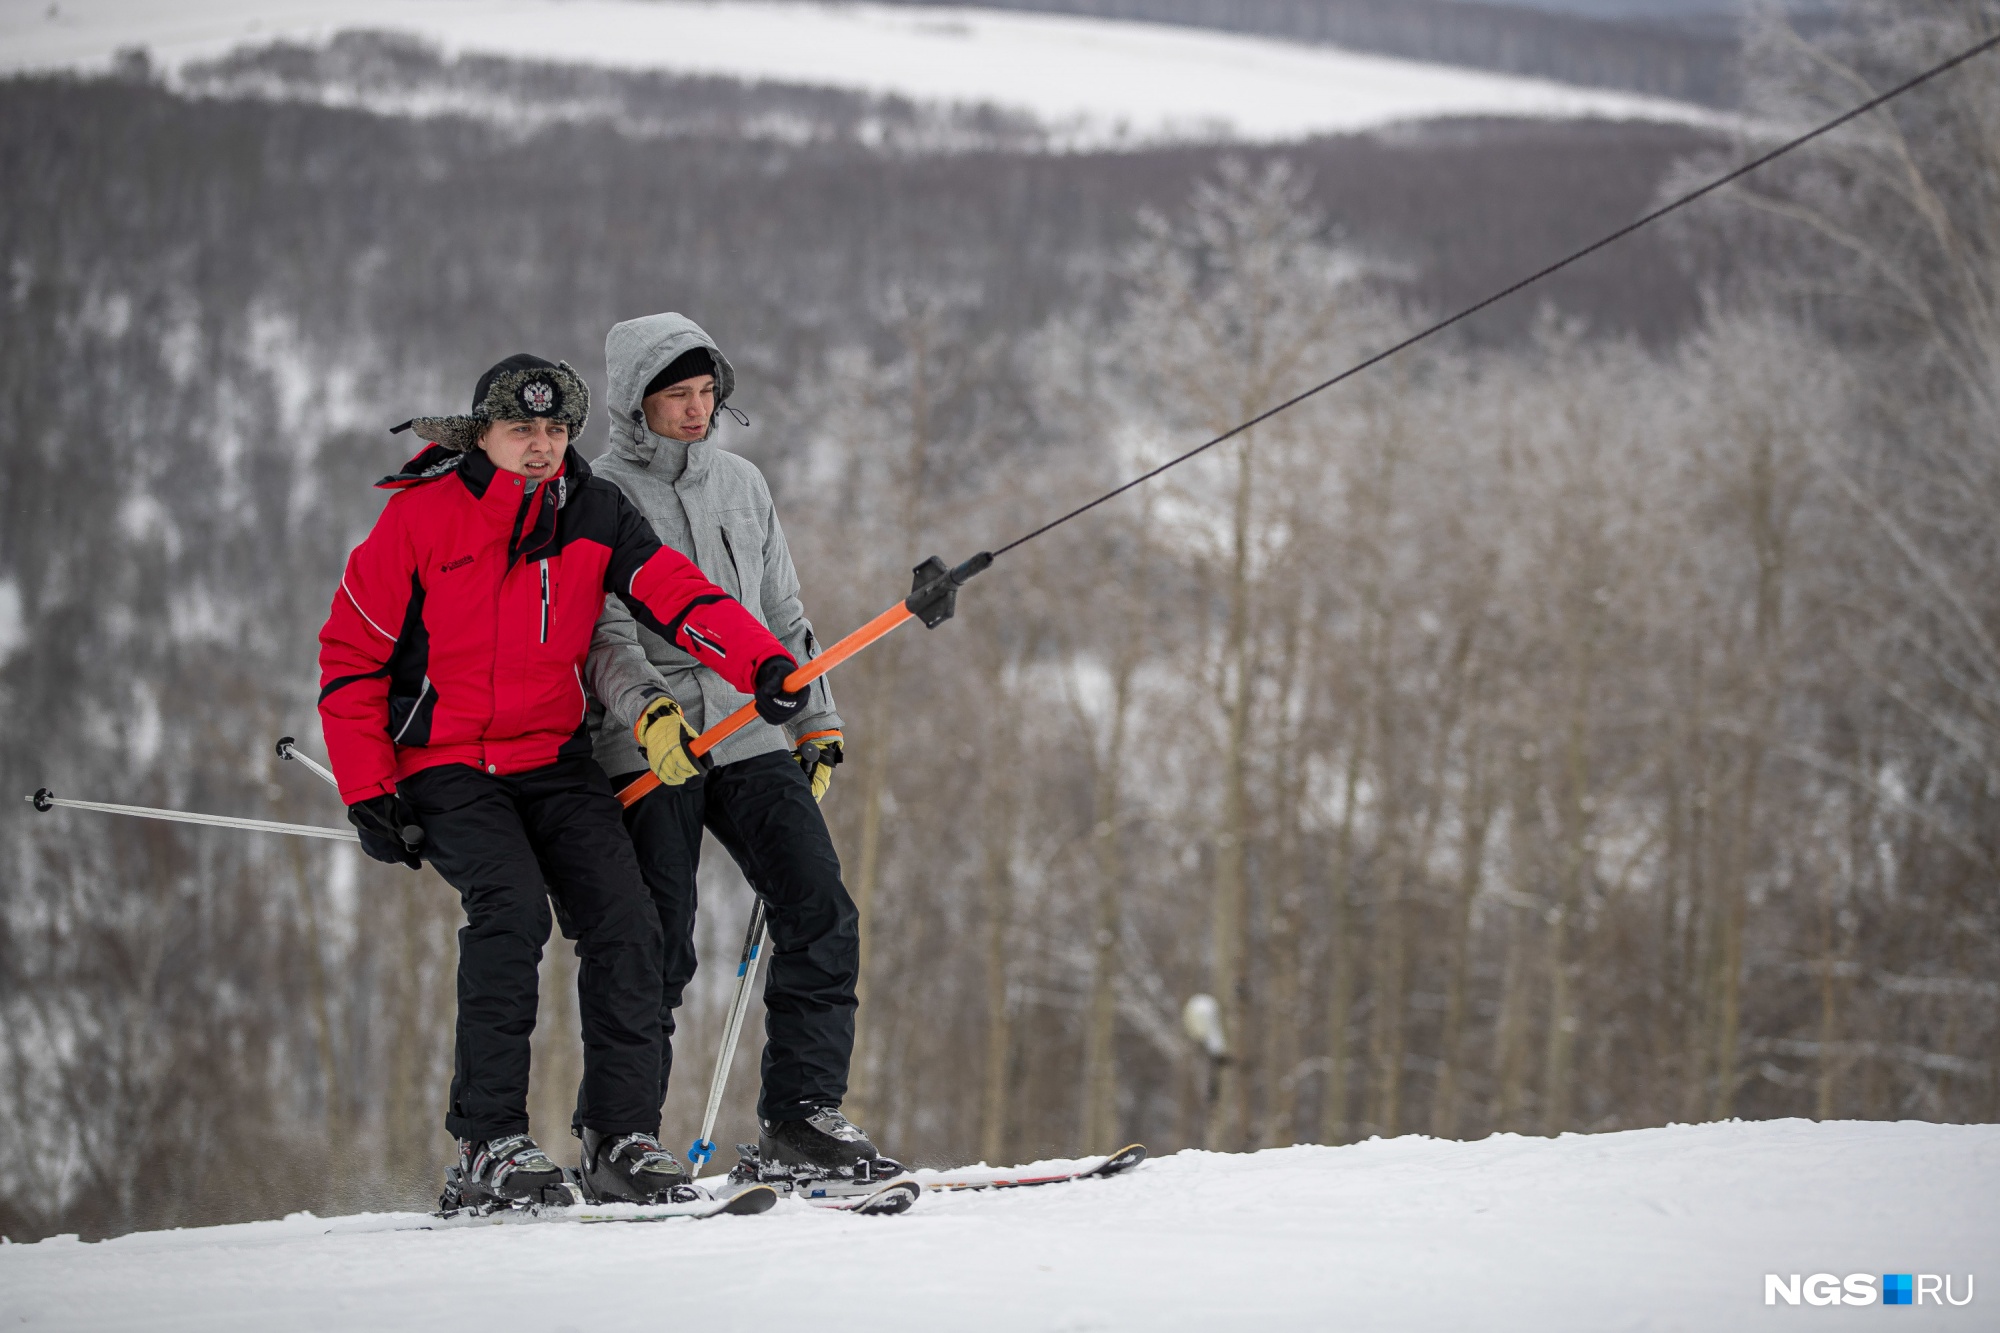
[[1765, 1273, 1974, 1307]]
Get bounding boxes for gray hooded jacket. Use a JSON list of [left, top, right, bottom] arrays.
[[583, 313, 841, 775]]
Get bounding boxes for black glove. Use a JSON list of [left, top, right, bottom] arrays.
[[753, 656, 808, 726], [348, 793, 425, 870]]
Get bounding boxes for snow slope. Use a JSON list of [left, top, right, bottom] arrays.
[[0, 0, 1721, 146], [4, 1119, 1991, 1331]]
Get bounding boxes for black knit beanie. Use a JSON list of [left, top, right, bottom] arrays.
[[644, 347, 717, 400]]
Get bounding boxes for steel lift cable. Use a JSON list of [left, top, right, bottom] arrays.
[[614, 25, 2000, 807], [988, 30, 2000, 559]]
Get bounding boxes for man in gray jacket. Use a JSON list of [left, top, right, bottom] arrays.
[[582, 312, 892, 1183]]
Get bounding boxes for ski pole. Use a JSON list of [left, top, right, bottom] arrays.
[[687, 897, 768, 1178], [616, 551, 991, 810], [275, 735, 339, 791], [277, 735, 426, 856], [26, 788, 360, 842]]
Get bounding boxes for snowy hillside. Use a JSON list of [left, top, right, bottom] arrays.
[[0, 0, 1721, 147], [5, 1120, 1991, 1331]]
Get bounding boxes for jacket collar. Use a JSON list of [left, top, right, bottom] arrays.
[[456, 444, 503, 500], [618, 428, 714, 484], [379, 444, 588, 566], [453, 444, 589, 500], [376, 441, 466, 491], [503, 447, 586, 564]]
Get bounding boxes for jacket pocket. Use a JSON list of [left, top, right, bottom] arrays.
[[388, 676, 438, 746], [717, 525, 744, 599], [715, 511, 762, 609]]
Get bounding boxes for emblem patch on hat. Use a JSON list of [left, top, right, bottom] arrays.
[[519, 380, 557, 414]]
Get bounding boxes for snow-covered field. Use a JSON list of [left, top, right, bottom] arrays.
[[4, 1119, 1991, 1331], [0, 0, 1721, 146]]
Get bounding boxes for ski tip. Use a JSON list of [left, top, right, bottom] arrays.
[[853, 1180, 920, 1216], [723, 1184, 780, 1216], [1099, 1144, 1148, 1176]]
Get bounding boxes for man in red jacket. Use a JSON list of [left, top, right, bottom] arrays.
[[318, 354, 807, 1211]]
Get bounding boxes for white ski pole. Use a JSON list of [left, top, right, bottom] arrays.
[[688, 897, 768, 1179], [27, 788, 359, 842], [275, 735, 339, 791]]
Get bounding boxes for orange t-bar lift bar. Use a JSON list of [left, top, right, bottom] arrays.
[[615, 551, 991, 809]]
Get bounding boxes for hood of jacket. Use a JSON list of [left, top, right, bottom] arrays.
[[605, 312, 738, 469]]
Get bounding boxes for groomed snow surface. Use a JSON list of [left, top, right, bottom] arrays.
[[4, 1119, 1992, 1330], [1, 0, 1720, 147]]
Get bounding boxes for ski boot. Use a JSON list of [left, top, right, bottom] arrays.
[[577, 1128, 693, 1205], [759, 1107, 904, 1183], [439, 1133, 573, 1213]]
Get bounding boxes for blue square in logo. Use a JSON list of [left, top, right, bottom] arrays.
[[1884, 1274, 1913, 1305]]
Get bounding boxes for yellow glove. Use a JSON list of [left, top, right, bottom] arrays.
[[794, 730, 843, 803], [635, 695, 705, 789]]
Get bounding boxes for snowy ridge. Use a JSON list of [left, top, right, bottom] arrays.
[[1, 0, 1724, 148], [4, 1119, 1991, 1330]]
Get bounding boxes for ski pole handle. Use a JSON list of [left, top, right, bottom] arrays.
[[276, 735, 340, 791]]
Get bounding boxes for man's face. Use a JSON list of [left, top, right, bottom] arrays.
[[477, 417, 568, 481], [642, 374, 716, 443]]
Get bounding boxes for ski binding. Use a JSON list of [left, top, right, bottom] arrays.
[[390, 1165, 779, 1229], [721, 1145, 920, 1215]]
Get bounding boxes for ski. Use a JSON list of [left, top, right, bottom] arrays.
[[915, 1143, 1148, 1193], [709, 1175, 918, 1215], [321, 1184, 778, 1234], [567, 1185, 779, 1224]]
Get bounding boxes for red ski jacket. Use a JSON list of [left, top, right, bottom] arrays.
[[318, 443, 792, 803]]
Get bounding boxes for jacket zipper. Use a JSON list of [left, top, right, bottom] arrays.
[[539, 559, 551, 644]]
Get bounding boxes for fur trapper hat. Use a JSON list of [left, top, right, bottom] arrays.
[[393, 353, 591, 452]]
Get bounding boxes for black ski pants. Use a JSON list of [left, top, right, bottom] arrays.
[[400, 757, 664, 1143], [608, 749, 859, 1123]]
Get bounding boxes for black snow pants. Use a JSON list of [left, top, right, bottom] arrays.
[[607, 749, 860, 1123], [400, 757, 664, 1143]]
